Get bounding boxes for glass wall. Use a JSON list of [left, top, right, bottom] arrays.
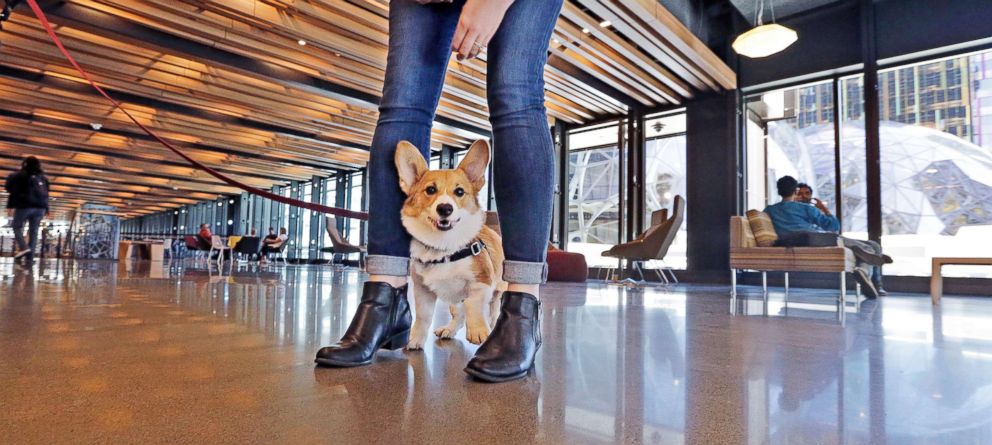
[[878, 49, 992, 277], [347, 171, 365, 246], [744, 78, 865, 237], [567, 122, 621, 267], [643, 112, 687, 270], [745, 80, 838, 215]]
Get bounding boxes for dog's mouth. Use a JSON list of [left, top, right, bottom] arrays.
[[429, 217, 460, 232]]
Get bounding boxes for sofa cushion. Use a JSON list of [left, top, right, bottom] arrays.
[[730, 216, 757, 248], [745, 210, 778, 247]]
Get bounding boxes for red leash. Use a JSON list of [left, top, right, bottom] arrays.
[[24, 0, 369, 220]]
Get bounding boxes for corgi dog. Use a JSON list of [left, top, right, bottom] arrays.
[[395, 139, 506, 350]]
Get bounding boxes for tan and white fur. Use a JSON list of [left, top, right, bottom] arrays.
[[395, 139, 506, 350]]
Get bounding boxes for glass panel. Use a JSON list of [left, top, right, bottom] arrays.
[[567, 123, 620, 267], [299, 183, 312, 260], [839, 75, 868, 239], [348, 172, 364, 246], [643, 112, 687, 270], [879, 50, 992, 278], [745, 81, 838, 215]]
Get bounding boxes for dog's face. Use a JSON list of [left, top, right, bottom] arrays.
[[396, 139, 490, 250]]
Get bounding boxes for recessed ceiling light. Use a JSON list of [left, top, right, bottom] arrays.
[[582, 28, 590, 34], [298, 39, 307, 46], [599, 20, 611, 28], [89, 123, 102, 130]]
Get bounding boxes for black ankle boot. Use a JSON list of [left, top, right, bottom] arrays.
[[315, 281, 411, 367], [464, 292, 541, 383]]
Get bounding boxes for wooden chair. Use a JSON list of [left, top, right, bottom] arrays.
[[320, 216, 366, 268], [601, 195, 685, 284]]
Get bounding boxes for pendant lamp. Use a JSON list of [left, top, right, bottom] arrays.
[[732, 0, 798, 58]]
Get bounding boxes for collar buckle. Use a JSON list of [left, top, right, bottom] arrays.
[[470, 241, 483, 256]]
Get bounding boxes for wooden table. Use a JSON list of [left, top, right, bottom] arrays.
[[118, 241, 165, 263], [931, 257, 992, 305]]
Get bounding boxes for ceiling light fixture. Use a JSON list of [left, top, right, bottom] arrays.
[[732, 0, 797, 58], [582, 28, 590, 34], [298, 39, 307, 46], [599, 20, 611, 28]]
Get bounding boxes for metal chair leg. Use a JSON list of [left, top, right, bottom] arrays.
[[839, 272, 847, 324], [784, 272, 790, 302], [731, 268, 737, 298]]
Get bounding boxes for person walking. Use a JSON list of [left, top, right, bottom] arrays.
[[315, 0, 563, 382], [4, 156, 50, 265]]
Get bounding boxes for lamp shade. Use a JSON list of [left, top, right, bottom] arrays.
[[732, 23, 798, 58]]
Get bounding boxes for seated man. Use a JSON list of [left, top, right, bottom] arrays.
[[196, 223, 213, 248], [764, 176, 890, 298], [795, 182, 814, 205], [259, 227, 288, 263]]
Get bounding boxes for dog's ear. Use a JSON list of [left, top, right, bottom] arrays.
[[395, 141, 428, 195], [457, 139, 490, 191]]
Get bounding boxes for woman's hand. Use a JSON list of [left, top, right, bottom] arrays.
[[451, 0, 514, 60]]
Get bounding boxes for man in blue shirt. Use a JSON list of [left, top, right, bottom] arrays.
[[764, 176, 890, 298]]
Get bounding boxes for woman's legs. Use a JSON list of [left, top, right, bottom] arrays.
[[365, 0, 462, 286], [486, 0, 564, 292], [316, 1, 461, 367], [464, 0, 563, 383]]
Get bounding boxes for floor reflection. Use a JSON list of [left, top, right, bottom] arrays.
[[1, 259, 991, 444]]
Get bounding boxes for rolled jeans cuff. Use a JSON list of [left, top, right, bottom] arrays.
[[503, 260, 548, 285], [366, 255, 410, 277]]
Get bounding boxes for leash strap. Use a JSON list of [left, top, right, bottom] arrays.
[[24, 0, 368, 220]]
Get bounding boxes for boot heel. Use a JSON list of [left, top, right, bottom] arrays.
[[380, 330, 410, 350]]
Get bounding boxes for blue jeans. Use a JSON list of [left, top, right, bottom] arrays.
[[12, 207, 45, 259], [365, 0, 563, 284]]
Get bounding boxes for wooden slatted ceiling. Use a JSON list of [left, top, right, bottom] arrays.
[[0, 0, 735, 219]]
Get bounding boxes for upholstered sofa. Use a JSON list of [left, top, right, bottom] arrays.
[[729, 214, 860, 302]]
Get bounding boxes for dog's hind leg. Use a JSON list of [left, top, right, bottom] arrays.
[[406, 280, 437, 351], [434, 302, 464, 339], [489, 290, 502, 329]]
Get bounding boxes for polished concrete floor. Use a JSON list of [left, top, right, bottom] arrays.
[[1, 259, 991, 444]]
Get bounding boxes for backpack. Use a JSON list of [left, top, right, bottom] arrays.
[[25, 174, 49, 208]]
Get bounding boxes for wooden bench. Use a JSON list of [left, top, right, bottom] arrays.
[[931, 257, 992, 305]]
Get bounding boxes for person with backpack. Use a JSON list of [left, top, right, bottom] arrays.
[[4, 156, 50, 265]]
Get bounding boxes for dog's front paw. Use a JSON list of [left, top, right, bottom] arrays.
[[465, 324, 490, 345], [406, 328, 429, 350], [434, 325, 458, 339]]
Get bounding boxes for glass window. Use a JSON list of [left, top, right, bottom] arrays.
[[745, 81, 838, 215], [879, 49, 992, 278], [839, 75, 868, 239], [643, 112, 687, 270], [299, 183, 313, 260], [348, 172, 364, 246], [567, 122, 620, 267]]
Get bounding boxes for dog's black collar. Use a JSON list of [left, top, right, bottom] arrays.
[[418, 240, 486, 265]]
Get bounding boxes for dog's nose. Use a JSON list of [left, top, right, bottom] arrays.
[[436, 203, 453, 218]]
